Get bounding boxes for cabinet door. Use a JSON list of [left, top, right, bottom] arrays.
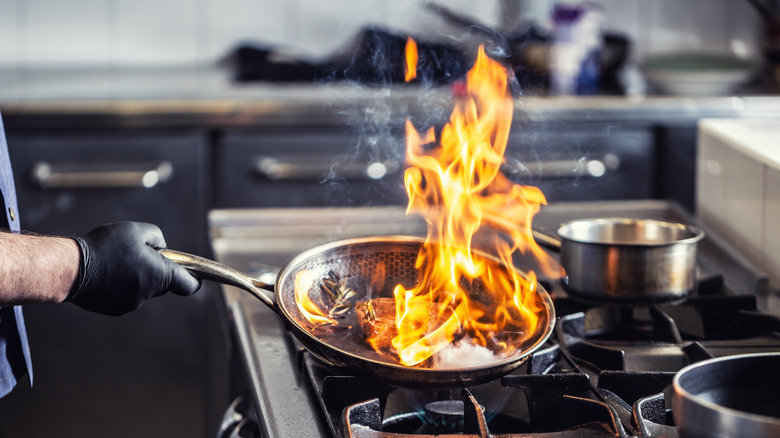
[[504, 123, 655, 202], [216, 129, 408, 208], [7, 130, 209, 254]]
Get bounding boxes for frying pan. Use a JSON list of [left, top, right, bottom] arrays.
[[161, 235, 555, 388], [673, 352, 780, 438], [533, 218, 705, 303]]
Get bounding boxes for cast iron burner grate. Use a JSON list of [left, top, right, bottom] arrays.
[[301, 291, 780, 438]]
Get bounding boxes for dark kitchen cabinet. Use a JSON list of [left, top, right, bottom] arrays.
[[0, 130, 221, 438], [215, 128, 408, 208], [7, 129, 210, 254], [503, 122, 655, 202], [654, 124, 698, 212], [215, 123, 655, 209]]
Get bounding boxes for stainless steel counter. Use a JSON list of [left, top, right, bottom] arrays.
[[1, 66, 780, 129]]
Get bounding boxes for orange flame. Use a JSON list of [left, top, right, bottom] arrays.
[[293, 270, 336, 327], [386, 43, 562, 366], [404, 37, 418, 82]]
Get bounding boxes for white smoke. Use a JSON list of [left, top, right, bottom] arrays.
[[433, 339, 499, 369]]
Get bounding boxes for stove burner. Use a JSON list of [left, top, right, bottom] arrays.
[[300, 292, 780, 437], [343, 384, 624, 437], [423, 400, 466, 431]]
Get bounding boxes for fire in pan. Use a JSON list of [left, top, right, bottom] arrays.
[[161, 236, 555, 388]]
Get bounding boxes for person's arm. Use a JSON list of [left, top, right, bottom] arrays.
[[0, 231, 78, 305], [0, 222, 200, 315]]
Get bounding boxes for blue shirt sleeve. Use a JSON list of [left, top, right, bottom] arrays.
[[0, 109, 33, 397]]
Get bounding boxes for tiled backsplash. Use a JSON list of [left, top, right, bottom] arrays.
[[0, 0, 763, 69]]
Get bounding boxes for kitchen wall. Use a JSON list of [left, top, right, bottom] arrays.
[[0, 0, 762, 70]]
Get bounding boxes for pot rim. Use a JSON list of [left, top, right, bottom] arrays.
[[673, 352, 780, 429], [557, 217, 705, 247]]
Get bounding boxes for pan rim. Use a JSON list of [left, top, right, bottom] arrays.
[[672, 352, 780, 429], [274, 235, 556, 375]]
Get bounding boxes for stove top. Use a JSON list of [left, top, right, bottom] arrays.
[[209, 200, 778, 438]]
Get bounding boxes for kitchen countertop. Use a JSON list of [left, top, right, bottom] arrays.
[[700, 119, 780, 170], [1, 66, 780, 129]]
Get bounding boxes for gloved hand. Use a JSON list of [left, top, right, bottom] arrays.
[[66, 222, 201, 316]]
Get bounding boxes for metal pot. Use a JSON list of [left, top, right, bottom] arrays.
[[673, 352, 780, 438], [534, 218, 704, 303], [161, 235, 555, 388]]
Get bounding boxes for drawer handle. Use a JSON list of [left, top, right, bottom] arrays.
[[254, 156, 400, 181], [502, 153, 621, 178], [32, 161, 174, 189]]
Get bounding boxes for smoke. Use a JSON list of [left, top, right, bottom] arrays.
[[312, 3, 608, 207], [314, 12, 474, 207], [313, 85, 399, 207], [432, 338, 498, 369]]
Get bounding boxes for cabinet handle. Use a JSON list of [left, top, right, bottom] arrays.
[[254, 156, 400, 181], [32, 161, 174, 189], [502, 153, 620, 178]]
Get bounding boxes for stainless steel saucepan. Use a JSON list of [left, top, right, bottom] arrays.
[[534, 218, 705, 303]]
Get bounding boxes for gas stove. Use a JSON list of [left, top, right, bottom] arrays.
[[209, 200, 778, 438]]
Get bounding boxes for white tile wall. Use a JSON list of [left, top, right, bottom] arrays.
[[0, 0, 19, 65], [205, 0, 292, 60], [646, 0, 731, 55], [112, 0, 200, 66], [25, 0, 109, 66], [0, 0, 764, 69]]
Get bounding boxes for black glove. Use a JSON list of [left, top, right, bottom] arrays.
[[67, 222, 201, 316]]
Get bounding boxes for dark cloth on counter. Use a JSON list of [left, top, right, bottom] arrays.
[[0, 110, 33, 397], [227, 26, 469, 87]]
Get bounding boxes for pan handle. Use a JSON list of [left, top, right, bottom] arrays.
[[160, 249, 278, 312], [532, 230, 562, 251]]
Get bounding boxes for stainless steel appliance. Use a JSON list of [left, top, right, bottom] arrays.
[[209, 200, 778, 438]]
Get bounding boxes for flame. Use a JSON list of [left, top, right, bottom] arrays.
[[294, 270, 336, 326], [383, 43, 563, 366], [404, 37, 418, 82], [292, 40, 562, 367]]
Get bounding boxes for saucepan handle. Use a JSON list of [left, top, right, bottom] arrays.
[[160, 249, 278, 312], [532, 230, 562, 251]]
